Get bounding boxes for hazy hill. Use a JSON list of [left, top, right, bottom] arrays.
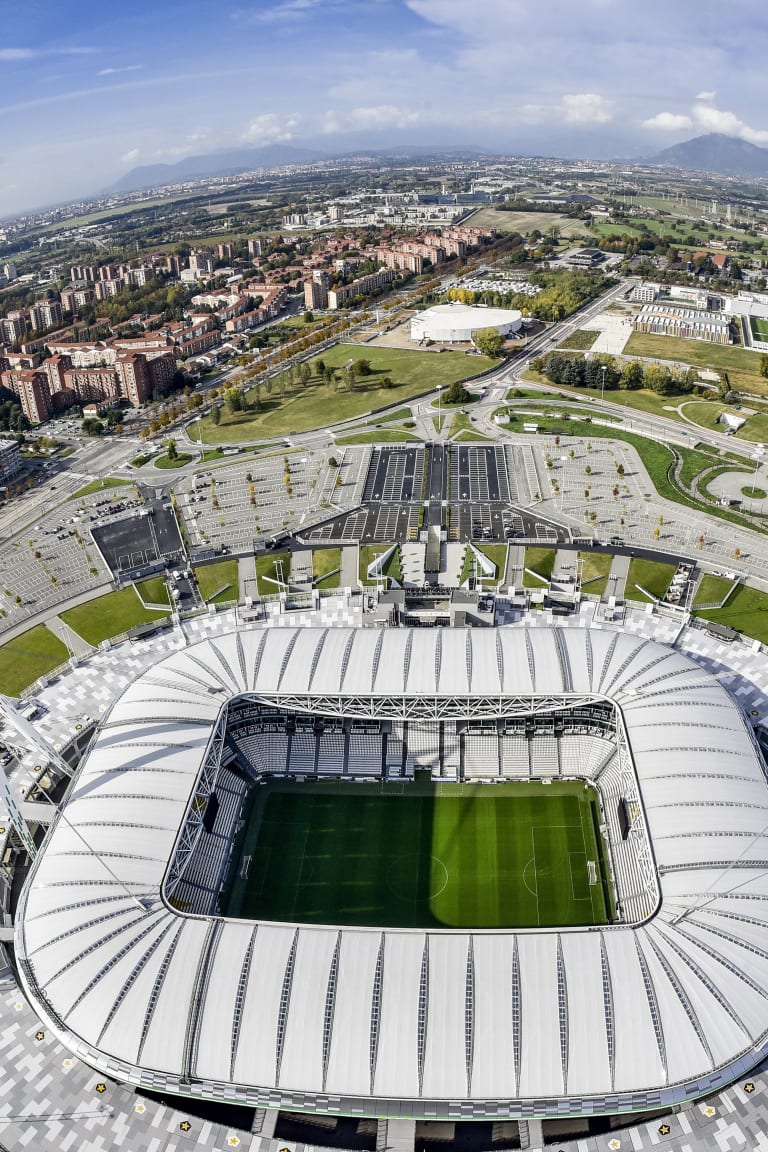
[[106, 144, 329, 193], [646, 133, 768, 178]]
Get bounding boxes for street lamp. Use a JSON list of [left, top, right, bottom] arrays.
[[600, 365, 607, 411], [750, 443, 764, 499], [436, 385, 442, 432]]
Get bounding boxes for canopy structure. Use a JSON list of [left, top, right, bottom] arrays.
[[15, 626, 768, 1120]]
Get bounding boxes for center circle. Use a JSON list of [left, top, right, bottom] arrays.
[[387, 855, 449, 902]]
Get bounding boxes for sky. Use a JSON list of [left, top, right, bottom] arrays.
[[1, 0, 767, 218]]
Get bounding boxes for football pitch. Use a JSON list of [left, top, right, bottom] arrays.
[[222, 779, 614, 929]]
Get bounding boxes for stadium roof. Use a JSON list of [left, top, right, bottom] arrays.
[[16, 626, 768, 1120]]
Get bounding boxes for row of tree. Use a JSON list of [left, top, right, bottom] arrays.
[[533, 353, 698, 396]]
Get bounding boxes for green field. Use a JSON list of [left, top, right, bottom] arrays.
[[578, 550, 613, 596], [196, 344, 499, 443], [222, 778, 612, 929], [0, 624, 70, 696], [60, 586, 170, 645], [750, 316, 768, 341], [625, 558, 676, 603], [693, 584, 768, 643], [194, 559, 239, 603]]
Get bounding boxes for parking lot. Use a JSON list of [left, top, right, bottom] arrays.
[[92, 502, 184, 576], [362, 446, 424, 504], [306, 503, 420, 543], [449, 444, 510, 503], [449, 504, 564, 543], [176, 451, 347, 555]]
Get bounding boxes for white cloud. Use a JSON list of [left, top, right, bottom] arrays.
[[560, 93, 613, 124], [241, 112, 300, 143], [0, 46, 95, 61], [321, 104, 421, 134], [98, 65, 143, 76], [120, 148, 140, 164], [642, 99, 768, 146], [692, 100, 768, 144], [642, 111, 694, 131]]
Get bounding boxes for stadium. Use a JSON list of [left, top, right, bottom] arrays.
[[14, 624, 768, 1129], [410, 302, 523, 344]]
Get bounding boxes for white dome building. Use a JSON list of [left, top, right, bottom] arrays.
[[411, 301, 522, 344]]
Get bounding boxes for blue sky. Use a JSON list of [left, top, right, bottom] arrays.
[[1, 0, 767, 218]]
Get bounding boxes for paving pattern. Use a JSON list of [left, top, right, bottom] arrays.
[[1, 600, 768, 1151]]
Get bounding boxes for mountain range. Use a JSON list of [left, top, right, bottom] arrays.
[[645, 133, 768, 178], [106, 142, 497, 194]]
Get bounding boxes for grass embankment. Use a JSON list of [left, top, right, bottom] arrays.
[[313, 547, 342, 588], [71, 477, 132, 499], [153, 452, 193, 469], [195, 344, 499, 443], [461, 544, 507, 583], [61, 587, 170, 645], [522, 547, 556, 588], [625, 559, 676, 603], [693, 584, 768, 643], [577, 551, 613, 597], [136, 576, 169, 605], [692, 574, 736, 608], [255, 552, 290, 596], [194, 559, 239, 603], [0, 625, 70, 696], [359, 545, 402, 585]]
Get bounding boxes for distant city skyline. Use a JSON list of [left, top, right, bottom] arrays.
[[1, 0, 767, 217]]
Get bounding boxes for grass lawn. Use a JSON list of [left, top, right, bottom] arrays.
[[195, 344, 499, 443], [71, 477, 132, 499], [450, 411, 491, 441], [61, 587, 170, 645], [130, 452, 156, 467], [312, 547, 342, 588], [557, 329, 599, 351], [255, 551, 290, 596], [578, 550, 613, 596], [335, 428, 419, 445], [463, 207, 588, 238], [694, 584, 768, 643], [623, 331, 766, 393], [751, 316, 768, 341], [461, 543, 507, 583], [0, 624, 70, 696], [194, 559, 239, 603], [693, 573, 736, 608], [523, 547, 556, 587], [153, 452, 193, 469], [359, 544, 402, 585], [679, 400, 768, 445], [625, 558, 676, 603], [136, 576, 169, 605], [222, 778, 611, 929]]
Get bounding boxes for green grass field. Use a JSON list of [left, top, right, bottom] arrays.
[[0, 624, 70, 696], [222, 779, 612, 929], [60, 587, 170, 645]]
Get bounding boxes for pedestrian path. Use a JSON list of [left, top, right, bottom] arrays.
[[45, 616, 94, 659]]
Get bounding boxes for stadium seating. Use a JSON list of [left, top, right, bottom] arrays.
[[500, 733, 530, 777], [464, 733, 500, 778], [171, 767, 247, 915], [529, 733, 559, 777], [347, 732, 384, 776], [316, 732, 345, 775]]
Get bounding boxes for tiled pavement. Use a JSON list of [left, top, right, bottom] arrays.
[[1, 597, 768, 1152]]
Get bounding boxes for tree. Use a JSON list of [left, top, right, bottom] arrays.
[[444, 379, 468, 405], [81, 417, 104, 436], [225, 387, 242, 414], [303, 311, 314, 323], [166, 439, 178, 461], [620, 360, 644, 390], [760, 355, 768, 380], [211, 405, 221, 426], [353, 358, 372, 376], [473, 327, 505, 358]]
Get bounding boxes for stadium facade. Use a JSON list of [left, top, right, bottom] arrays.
[[410, 302, 522, 344], [15, 626, 768, 1122]]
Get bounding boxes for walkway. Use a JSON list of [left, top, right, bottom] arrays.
[[45, 617, 94, 660]]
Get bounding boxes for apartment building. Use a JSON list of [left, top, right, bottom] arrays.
[[327, 268, 396, 309]]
